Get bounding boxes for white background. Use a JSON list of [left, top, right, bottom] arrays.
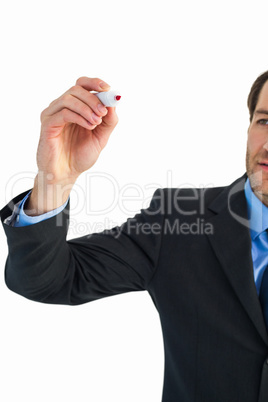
[[0, 0, 268, 401]]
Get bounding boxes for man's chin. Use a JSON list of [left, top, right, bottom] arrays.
[[249, 182, 268, 206], [250, 183, 268, 195], [246, 154, 268, 202], [248, 168, 264, 185]]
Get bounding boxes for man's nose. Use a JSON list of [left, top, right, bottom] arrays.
[[263, 140, 268, 151]]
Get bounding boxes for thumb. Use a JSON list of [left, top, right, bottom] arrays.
[[102, 107, 119, 127]]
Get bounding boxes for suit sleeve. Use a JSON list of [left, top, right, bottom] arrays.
[[0, 188, 164, 305]]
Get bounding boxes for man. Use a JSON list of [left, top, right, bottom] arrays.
[[1, 72, 268, 401]]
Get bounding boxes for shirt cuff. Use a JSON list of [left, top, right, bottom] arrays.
[[4, 190, 69, 227]]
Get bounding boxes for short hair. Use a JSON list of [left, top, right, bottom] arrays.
[[247, 70, 268, 122]]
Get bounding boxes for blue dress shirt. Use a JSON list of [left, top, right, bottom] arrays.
[[4, 178, 268, 295], [4, 190, 69, 227], [244, 178, 268, 294]]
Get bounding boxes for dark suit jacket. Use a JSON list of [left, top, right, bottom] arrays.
[[1, 173, 268, 401]]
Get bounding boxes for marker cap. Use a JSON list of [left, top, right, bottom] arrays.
[[94, 90, 121, 107]]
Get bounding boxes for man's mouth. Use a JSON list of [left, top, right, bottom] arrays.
[[258, 162, 268, 171]]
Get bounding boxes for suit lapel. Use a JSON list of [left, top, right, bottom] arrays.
[[206, 174, 268, 346]]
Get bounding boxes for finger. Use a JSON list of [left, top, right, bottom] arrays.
[[101, 106, 119, 127], [75, 76, 110, 92], [92, 107, 119, 147], [63, 85, 108, 117], [44, 94, 103, 126], [42, 108, 97, 136]]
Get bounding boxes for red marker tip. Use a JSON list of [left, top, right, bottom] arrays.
[[115, 95, 121, 101]]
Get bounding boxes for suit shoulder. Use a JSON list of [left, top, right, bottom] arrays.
[[150, 185, 227, 215], [156, 185, 226, 202]]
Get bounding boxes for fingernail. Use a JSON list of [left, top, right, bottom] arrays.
[[97, 103, 107, 114], [99, 81, 110, 89]]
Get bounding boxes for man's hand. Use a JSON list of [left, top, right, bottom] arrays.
[[38, 76, 118, 182], [25, 77, 119, 215]]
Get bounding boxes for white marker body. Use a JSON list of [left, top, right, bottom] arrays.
[[94, 90, 121, 107]]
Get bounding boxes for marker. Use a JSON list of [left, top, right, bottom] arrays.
[[94, 90, 121, 107]]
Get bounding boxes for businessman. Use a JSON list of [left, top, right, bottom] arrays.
[[2, 71, 268, 401]]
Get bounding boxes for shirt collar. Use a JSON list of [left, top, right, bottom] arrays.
[[244, 178, 268, 239]]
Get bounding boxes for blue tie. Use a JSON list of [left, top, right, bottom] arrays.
[[259, 231, 268, 331]]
